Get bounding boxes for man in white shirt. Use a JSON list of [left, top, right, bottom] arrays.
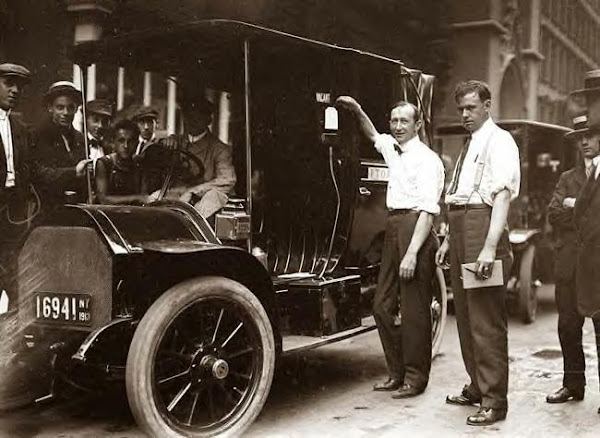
[[337, 96, 444, 399], [436, 80, 520, 426], [0, 63, 33, 309]]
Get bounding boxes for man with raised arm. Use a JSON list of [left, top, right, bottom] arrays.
[[336, 96, 444, 399]]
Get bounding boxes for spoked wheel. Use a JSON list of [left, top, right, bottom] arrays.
[[126, 276, 275, 438], [431, 267, 448, 358], [518, 244, 538, 324]]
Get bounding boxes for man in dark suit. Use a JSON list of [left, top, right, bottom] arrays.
[[546, 114, 596, 405], [570, 70, 600, 415], [0, 63, 33, 310], [31, 81, 90, 219]]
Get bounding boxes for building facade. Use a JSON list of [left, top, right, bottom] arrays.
[[439, 0, 600, 126]]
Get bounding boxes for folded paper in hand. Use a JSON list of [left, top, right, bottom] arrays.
[[461, 260, 503, 289]]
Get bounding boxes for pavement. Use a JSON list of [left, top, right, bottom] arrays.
[[0, 283, 599, 437]]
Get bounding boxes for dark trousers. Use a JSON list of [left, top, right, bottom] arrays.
[[373, 211, 437, 390], [448, 207, 512, 410], [555, 278, 600, 391]]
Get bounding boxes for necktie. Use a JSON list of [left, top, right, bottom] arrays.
[[447, 135, 471, 195], [588, 162, 597, 180]]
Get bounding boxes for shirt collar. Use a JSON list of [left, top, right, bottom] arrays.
[[0, 108, 9, 121], [88, 132, 99, 144], [592, 155, 600, 167], [470, 117, 494, 141], [188, 130, 208, 144], [398, 134, 420, 153], [139, 134, 155, 144]]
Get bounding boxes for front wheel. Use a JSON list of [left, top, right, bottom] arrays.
[[126, 276, 276, 438], [518, 244, 538, 324]]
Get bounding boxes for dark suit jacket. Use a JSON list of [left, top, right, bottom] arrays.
[[574, 167, 600, 318], [0, 114, 34, 239], [547, 165, 586, 281], [31, 119, 87, 218]]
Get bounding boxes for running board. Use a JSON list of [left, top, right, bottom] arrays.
[[281, 316, 376, 355]]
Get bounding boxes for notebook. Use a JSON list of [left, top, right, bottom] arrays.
[[460, 260, 503, 289]]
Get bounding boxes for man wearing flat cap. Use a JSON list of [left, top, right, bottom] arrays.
[[159, 95, 236, 219], [546, 114, 600, 408], [133, 105, 159, 156], [31, 81, 90, 219], [0, 63, 34, 309], [86, 98, 113, 160]]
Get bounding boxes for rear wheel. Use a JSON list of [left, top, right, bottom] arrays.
[[518, 244, 538, 324], [431, 267, 448, 358], [126, 276, 275, 438]]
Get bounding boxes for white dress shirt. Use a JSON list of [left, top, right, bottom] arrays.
[[445, 118, 520, 206], [0, 109, 15, 187], [592, 155, 600, 180], [135, 134, 157, 155], [374, 133, 444, 215], [87, 133, 105, 160]]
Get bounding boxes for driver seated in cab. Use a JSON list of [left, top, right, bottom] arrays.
[[154, 95, 236, 219]]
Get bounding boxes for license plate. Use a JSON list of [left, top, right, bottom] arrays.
[[34, 293, 92, 325], [367, 166, 389, 181]]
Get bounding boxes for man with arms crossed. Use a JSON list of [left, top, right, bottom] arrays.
[[436, 80, 520, 426], [337, 96, 444, 399]]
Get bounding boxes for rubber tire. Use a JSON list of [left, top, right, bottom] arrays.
[[126, 276, 276, 438], [518, 244, 537, 324], [431, 267, 448, 358]]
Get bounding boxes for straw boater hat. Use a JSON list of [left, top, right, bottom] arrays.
[[570, 69, 600, 129], [43, 81, 82, 106], [564, 114, 590, 139]]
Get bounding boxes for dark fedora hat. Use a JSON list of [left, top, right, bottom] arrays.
[[0, 63, 31, 83], [570, 70, 600, 97], [43, 81, 82, 106]]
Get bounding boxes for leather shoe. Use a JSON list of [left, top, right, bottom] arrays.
[[466, 407, 507, 426], [391, 383, 425, 399], [446, 388, 481, 406], [546, 387, 584, 403], [373, 378, 402, 392]]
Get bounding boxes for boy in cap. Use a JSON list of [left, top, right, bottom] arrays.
[[133, 105, 159, 156], [31, 81, 90, 219], [86, 99, 113, 159], [0, 63, 34, 309]]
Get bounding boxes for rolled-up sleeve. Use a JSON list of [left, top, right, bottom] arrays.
[[415, 152, 445, 215], [374, 133, 398, 163], [488, 131, 520, 201]]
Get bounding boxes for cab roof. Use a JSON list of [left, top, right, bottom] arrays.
[[70, 19, 407, 75]]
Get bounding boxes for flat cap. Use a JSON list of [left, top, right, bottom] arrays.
[[44, 81, 82, 106], [0, 63, 31, 83], [133, 105, 159, 121], [86, 99, 113, 117]]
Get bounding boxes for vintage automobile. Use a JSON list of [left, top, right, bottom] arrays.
[[1, 20, 448, 437], [435, 120, 574, 323]]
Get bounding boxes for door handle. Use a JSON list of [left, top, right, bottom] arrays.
[[359, 187, 371, 196]]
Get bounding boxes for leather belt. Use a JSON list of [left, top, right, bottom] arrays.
[[447, 203, 491, 212], [388, 209, 414, 215]]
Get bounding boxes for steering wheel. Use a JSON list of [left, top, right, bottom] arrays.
[[137, 142, 206, 200]]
